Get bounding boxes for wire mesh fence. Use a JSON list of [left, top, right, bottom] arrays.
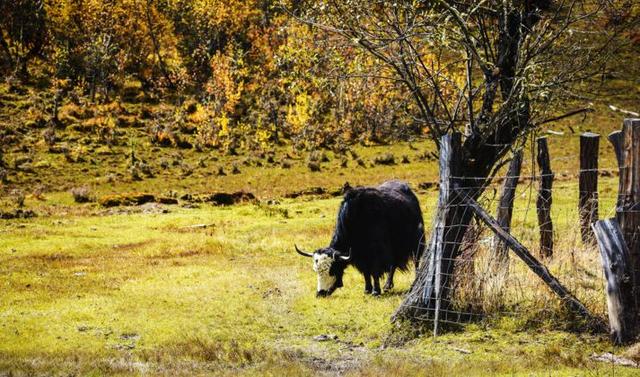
[[404, 135, 621, 332]]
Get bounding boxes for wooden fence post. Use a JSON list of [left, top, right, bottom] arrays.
[[608, 130, 624, 209], [579, 132, 600, 244], [393, 133, 462, 331], [592, 218, 638, 344], [536, 137, 554, 257], [494, 150, 523, 265], [619, 119, 640, 306]]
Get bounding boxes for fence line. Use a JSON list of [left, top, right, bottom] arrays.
[[405, 127, 639, 336]]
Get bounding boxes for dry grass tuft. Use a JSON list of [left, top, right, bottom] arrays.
[[70, 186, 93, 203], [623, 342, 640, 363]]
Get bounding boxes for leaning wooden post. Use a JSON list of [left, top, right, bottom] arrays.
[[579, 132, 600, 244], [592, 218, 638, 344], [618, 119, 640, 306], [536, 137, 554, 257], [460, 192, 604, 329], [493, 150, 523, 265]]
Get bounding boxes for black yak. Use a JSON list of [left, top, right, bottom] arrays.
[[295, 180, 425, 297]]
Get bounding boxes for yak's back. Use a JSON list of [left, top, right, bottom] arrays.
[[334, 180, 424, 272], [341, 180, 421, 219]]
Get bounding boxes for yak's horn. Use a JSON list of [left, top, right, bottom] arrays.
[[295, 244, 313, 258], [336, 248, 352, 262]]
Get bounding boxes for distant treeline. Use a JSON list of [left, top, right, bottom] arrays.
[[1, 1, 638, 151], [0, 0, 418, 149]]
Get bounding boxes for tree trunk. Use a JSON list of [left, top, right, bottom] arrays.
[[394, 133, 477, 327], [146, 0, 175, 89]]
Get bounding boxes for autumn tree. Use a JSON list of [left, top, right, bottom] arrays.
[[0, 0, 47, 80], [47, 0, 179, 99]]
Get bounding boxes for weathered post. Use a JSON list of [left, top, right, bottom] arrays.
[[493, 150, 523, 265], [598, 118, 640, 344], [592, 218, 638, 344], [431, 134, 458, 335], [579, 132, 600, 244], [393, 133, 465, 328], [608, 131, 624, 167], [536, 137, 554, 257], [608, 130, 624, 209], [618, 119, 640, 305]]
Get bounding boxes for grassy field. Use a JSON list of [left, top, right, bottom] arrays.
[[2, 81, 640, 375], [2, 134, 640, 375], [1, 196, 639, 376]]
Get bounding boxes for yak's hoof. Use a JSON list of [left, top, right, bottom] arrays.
[[364, 288, 372, 294], [383, 284, 394, 291], [371, 290, 381, 297]]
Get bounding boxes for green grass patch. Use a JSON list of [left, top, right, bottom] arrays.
[[1, 198, 638, 375]]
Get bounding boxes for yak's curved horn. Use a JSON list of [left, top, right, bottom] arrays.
[[295, 244, 313, 258], [336, 248, 352, 262]]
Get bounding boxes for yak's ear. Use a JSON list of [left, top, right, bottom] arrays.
[[342, 182, 352, 194]]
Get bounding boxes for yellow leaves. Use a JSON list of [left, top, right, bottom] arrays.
[[217, 113, 230, 138], [187, 104, 209, 124], [47, 0, 181, 88], [180, 0, 261, 33], [255, 126, 274, 148], [41, 0, 435, 148], [208, 50, 245, 114], [286, 92, 312, 135]]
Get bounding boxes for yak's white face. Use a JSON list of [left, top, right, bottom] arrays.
[[295, 245, 349, 297], [313, 253, 336, 293]]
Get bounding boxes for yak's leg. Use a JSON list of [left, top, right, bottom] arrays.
[[371, 275, 381, 296], [383, 267, 395, 291], [364, 274, 372, 294]]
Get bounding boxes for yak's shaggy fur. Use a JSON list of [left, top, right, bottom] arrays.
[[298, 180, 425, 296]]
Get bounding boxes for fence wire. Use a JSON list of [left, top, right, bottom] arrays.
[[408, 145, 618, 330]]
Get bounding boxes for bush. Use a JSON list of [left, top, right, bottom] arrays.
[[129, 165, 142, 181], [180, 163, 193, 177], [308, 151, 322, 162], [307, 161, 321, 172], [136, 162, 154, 178], [70, 186, 93, 203], [98, 193, 155, 207], [373, 153, 395, 165], [308, 150, 330, 163], [11, 190, 25, 208]]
